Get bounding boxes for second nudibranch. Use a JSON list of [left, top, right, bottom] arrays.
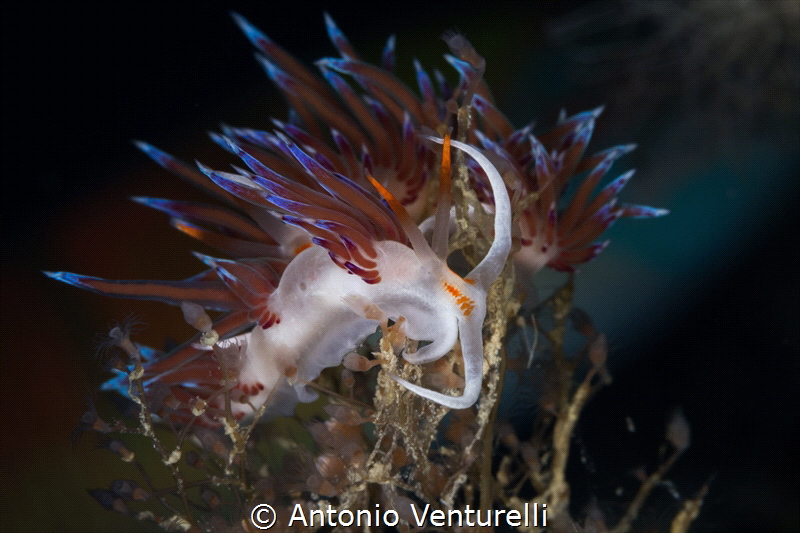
[[204, 135, 511, 417]]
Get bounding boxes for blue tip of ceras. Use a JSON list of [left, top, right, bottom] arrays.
[[382, 35, 396, 71], [616, 143, 638, 156], [566, 106, 605, 124], [556, 107, 605, 138], [254, 54, 293, 90], [130, 196, 179, 215], [433, 68, 451, 97], [215, 135, 276, 181], [195, 160, 215, 179], [473, 129, 497, 151], [506, 124, 533, 146], [133, 140, 180, 171], [323, 13, 353, 58], [575, 116, 596, 145], [443, 54, 474, 79], [196, 162, 243, 196], [43, 270, 88, 288], [471, 94, 490, 113], [624, 205, 671, 218], [603, 169, 637, 196], [100, 368, 131, 397], [190, 252, 240, 285], [319, 67, 349, 96], [191, 251, 219, 269], [207, 131, 235, 155], [314, 57, 355, 76], [231, 12, 273, 52], [413, 59, 434, 102], [43, 271, 118, 297], [221, 125, 273, 152]]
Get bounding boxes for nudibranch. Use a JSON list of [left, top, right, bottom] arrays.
[[46, 15, 517, 426], [466, 106, 669, 275], [48, 130, 509, 424]]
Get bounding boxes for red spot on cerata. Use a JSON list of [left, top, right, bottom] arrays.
[[260, 311, 280, 329]]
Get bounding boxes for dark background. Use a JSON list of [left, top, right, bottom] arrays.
[[2, 1, 798, 531]]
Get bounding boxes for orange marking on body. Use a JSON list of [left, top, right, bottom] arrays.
[[294, 242, 312, 256], [463, 278, 476, 285], [442, 280, 475, 317]]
